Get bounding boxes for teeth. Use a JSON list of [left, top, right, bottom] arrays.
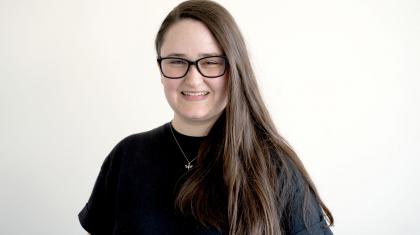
[[182, 91, 209, 96]]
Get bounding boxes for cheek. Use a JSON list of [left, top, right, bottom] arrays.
[[215, 77, 228, 99], [162, 79, 180, 94]]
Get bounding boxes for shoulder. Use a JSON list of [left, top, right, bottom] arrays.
[[100, 123, 170, 171], [117, 123, 169, 149], [110, 123, 169, 156]]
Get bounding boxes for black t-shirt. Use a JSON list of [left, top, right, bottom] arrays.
[[79, 122, 333, 235]]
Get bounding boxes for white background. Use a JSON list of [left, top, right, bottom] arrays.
[[1, 0, 419, 234]]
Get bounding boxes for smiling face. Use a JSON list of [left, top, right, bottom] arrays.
[[159, 19, 228, 134]]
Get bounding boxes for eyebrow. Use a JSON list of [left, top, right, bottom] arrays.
[[164, 52, 222, 58]]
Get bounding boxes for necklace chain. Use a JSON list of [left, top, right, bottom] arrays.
[[169, 123, 197, 170]]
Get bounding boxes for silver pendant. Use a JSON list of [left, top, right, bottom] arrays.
[[185, 163, 193, 170]]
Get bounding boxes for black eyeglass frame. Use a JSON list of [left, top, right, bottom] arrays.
[[157, 55, 228, 79]]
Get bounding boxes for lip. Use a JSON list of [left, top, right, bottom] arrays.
[[181, 91, 210, 101]]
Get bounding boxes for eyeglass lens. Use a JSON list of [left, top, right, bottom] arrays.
[[160, 56, 226, 78]]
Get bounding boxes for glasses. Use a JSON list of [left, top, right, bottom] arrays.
[[157, 56, 228, 79]]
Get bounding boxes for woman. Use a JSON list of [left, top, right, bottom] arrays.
[[79, 0, 334, 234]]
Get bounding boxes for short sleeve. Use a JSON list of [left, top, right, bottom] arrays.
[[285, 171, 333, 235], [79, 145, 121, 234], [288, 200, 332, 235]]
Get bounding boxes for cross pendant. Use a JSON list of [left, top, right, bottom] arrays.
[[185, 163, 193, 170]]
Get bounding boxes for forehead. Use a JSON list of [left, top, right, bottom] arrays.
[[160, 19, 223, 57]]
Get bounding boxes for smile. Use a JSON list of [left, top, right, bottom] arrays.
[[181, 91, 210, 96]]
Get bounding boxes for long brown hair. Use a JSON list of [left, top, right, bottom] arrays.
[[155, 0, 333, 234]]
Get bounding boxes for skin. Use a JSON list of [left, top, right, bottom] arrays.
[[159, 19, 228, 137]]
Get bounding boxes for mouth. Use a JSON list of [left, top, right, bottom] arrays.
[[181, 91, 210, 96]]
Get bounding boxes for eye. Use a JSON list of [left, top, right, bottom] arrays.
[[167, 59, 187, 65], [200, 58, 224, 67], [204, 60, 220, 65]]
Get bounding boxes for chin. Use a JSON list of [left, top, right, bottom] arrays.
[[178, 111, 213, 122], [175, 106, 225, 124], [184, 114, 210, 122]]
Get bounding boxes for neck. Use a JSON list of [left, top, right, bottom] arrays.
[[172, 116, 218, 137]]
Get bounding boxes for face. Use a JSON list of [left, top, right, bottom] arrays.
[[159, 19, 228, 128]]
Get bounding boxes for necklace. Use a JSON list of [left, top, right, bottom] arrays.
[[169, 123, 197, 170]]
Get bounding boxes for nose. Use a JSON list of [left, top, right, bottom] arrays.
[[183, 64, 204, 86]]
